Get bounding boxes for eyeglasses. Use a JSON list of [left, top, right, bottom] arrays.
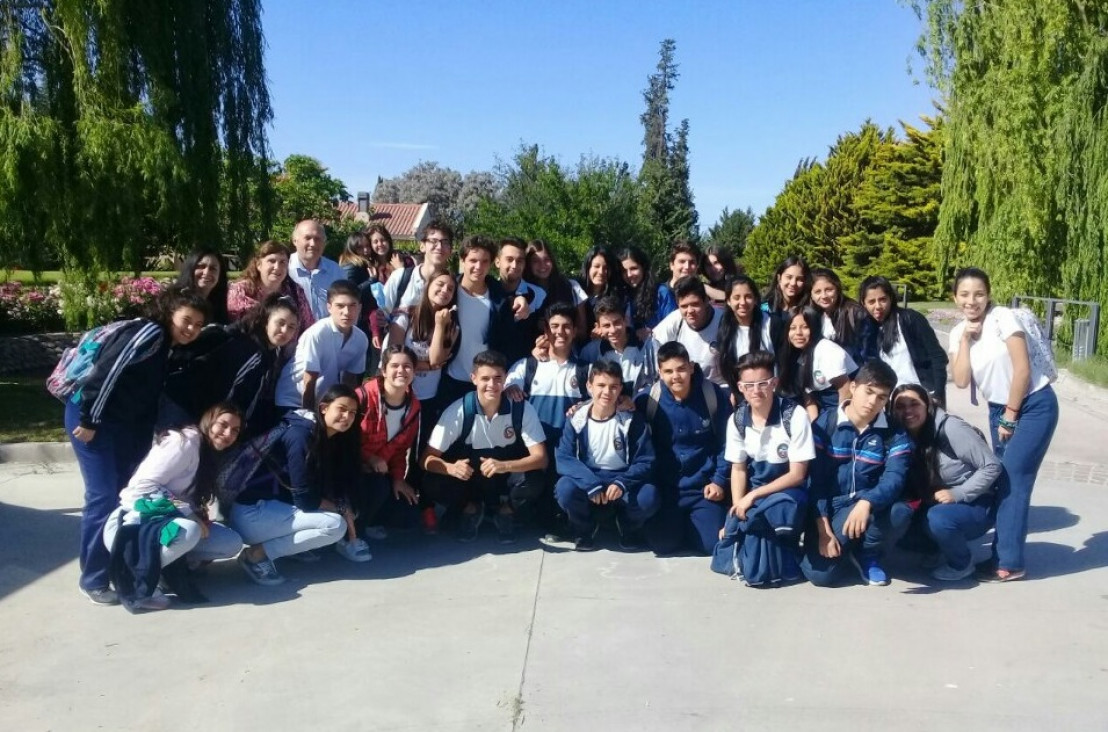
[[424, 238, 452, 250], [738, 379, 774, 392]]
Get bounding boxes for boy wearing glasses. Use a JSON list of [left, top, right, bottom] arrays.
[[801, 360, 912, 587], [717, 351, 814, 585], [381, 219, 455, 317]]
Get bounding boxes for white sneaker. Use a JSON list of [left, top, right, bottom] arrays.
[[931, 563, 975, 581], [335, 538, 373, 562]]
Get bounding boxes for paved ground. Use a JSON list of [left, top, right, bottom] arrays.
[[1, 373, 1107, 730]]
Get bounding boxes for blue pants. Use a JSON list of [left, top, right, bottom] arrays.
[[800, 497, 893, 587], [926, 499, 993, 570], [646, 490, 728, 556], [988, 386, 1058, 571], [553, 473, 660, 535], [66, 401, 154, 591]]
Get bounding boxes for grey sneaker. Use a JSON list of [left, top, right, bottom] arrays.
[[238, 551, 286, 586], [124, 589, 171, 613], [456, 510, 483, 543], [82, 587, 119, 606], [335, 537, 373, 562], [494, 512, 516, 545]]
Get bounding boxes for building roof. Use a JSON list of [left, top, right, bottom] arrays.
[[335, 201, 431, 241]]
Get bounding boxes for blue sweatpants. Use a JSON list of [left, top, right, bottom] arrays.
[[800, 497, 894, 587], [646, 489, 728, 556], [553, 472, 660, 535], [66, 401, 153, 592], [988, 386, 1058, 571]]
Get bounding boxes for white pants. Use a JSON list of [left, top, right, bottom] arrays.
[[102, 507, 243, 567]]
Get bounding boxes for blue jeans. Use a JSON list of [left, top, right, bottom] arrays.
[[988, 386, 1059, 571], [229, 500, 344, 560], [925, 498, 993, 570], [553, 473, 661, 535], [66, 402, 154, 591]]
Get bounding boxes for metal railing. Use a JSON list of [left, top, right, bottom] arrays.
[[1011, 295, 1101, 362]]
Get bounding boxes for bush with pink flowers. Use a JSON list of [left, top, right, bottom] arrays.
[[0, 282, 65, 335]]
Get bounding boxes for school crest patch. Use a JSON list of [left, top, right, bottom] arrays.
[[504, 427, 516, 441], [709, 341, 719, 354], [776, 443, 789, 459], [813, 369, 825, 387], [570, 376, 579, 389], [613, 435, 625, 451]]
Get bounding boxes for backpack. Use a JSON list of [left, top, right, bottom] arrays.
[[1008, 307, 1058, 383], [731, 398, 797, 442], [394, 266, 415, 310], [644, 377, 719, 434], [522, 356, 590, 400], [935, 414, 988, 461], [453, 390, 526, 453], [46, 319, 151, 404]]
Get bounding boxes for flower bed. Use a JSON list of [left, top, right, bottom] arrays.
[[1, 275, 167, 334]]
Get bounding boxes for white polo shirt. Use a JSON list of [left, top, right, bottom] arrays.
[[276, 317, 368, 408], [810, 338, 856, 393], [288, 253, 343, 321], [428, 397, 546, 453], [725, 399, 815, 489], [652, 305, 726, 388]]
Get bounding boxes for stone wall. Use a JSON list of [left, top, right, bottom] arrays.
[[0, 333, 78, 375]]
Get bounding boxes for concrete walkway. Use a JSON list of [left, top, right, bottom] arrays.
[[1, 381, 1107, 729]]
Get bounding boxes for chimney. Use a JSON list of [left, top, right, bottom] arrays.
[[357, 191, 370, 214]]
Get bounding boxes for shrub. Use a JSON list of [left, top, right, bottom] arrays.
[[0, 282, 65, 335]]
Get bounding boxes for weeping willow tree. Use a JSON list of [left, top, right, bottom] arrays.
[[913, 0, 1108, 354], [0, 0, 273, 276]]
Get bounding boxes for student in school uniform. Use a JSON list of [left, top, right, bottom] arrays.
[[635, 342, 731, 556], [579, 296, 650, 396], [718, 275, 774, 397], [776, 306, 857, 421], [650, 276, 728, 392], [421, 350, 549, 544], [275, 280, 367, 411], [380, 219, 456, 318], [715, 351, 814, 586], [763, 256, 812, 350], [948, 267, 1058, 582], [800, 361, 912, 587], [554, 360, 659, 551], [655, 240, 702, 322]]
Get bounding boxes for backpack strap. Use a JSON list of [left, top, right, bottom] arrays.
[[780, 399, 795, 440], [701, 378, 718, 434], [457, 390, 480, 453], [511, 398, 525, 444], [730, 401, 750, 442], [575, 360, 590, 398], [645, 381, 663, 424], [395, 266, 415, 309], [523, 356, 538, 396]]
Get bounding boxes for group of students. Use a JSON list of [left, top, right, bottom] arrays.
[[64, 217, 1058, 611]]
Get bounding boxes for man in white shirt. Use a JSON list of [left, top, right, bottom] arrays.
[[288, 219, 344, 321], [380, 219, 455, 317], [651, 276, 726, 390], [421, 350, 548, 544], [276, 280, 368, 409]]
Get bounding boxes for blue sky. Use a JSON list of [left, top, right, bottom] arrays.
[[263, 1, 937, 229]]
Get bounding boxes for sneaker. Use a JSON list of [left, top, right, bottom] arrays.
[[363, 525, 388, 541], [849, 553, 890, 586], [420, 507, 439, 536], [335, 537, 373, 562], [285, 548, 321, 563], [574, 532, 598, 552], [931, 562, 975, 581], [126, 589, 171, 613], [456, 510, 483, 543], [81, 587, 119, 606], [494, 512, 516, 545], [238, 551, 286, 586], [615, 516, 646, 551]]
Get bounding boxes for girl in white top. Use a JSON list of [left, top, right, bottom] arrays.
[[776, 306, 856, 421], [389, 268, 459, 405], [718, 275, 775, 398], [102, 403, 246, 609], [948, 267, 1058, 582]]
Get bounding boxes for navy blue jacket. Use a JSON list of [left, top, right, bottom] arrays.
[[634, 367, 730, 495], [810, 406, 913, 517], [556, 403, 655, 495], [78, 319, 170, 430]]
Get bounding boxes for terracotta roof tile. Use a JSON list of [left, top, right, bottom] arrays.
[[334, 201, 429, 241]]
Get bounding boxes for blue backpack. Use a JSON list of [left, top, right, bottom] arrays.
[[46, 319, 152, 404]]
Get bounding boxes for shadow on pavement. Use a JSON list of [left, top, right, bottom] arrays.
[[1024, 531, 1108, 580], [0, 501, 81, 601], [1027, 505, 1081, 534]]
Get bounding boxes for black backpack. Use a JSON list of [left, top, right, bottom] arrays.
[[731, 397, 797, 442], [521, 356, 590, 400]]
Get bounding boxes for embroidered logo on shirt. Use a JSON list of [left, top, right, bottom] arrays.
[[504, 427, 516, 441], [709, 341, 719, 354], [777, 443, 789, 459], [570, 376, 579, 389], [613, 435, 625, 452], [814, 370, 825, 387]]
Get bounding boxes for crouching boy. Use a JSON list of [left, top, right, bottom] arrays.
[[800, 360, 911, 586], [421, 350, 548, 544], [554, 361, 659, 551], [713, 351, 814, 586]]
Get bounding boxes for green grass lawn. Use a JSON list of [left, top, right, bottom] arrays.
[[0, 373, 66, 443], [909, 300, 955, 315]]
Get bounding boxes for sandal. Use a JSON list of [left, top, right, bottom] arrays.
[[981, 568, 1026, 583]]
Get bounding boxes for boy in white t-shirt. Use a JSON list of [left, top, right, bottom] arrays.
[[421, 350, 548, 544], [715, 351, 814, 586], [554, 360, 658, 551], [651, 276, 727, 391]]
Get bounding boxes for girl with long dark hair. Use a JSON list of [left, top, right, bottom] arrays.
[[775, 306, 856, 420], [858, 275, 948, 404], [618, 246, 660, 341], [809, 267, 866, 361], [578, 245, 624, 339], [763, 256, 811, 350], [103, 403, 245, 609], [702, 244, 740, 303], [524, 239, 587, 331], [718, 275, 773, 396], [176, 248, 230, 324]]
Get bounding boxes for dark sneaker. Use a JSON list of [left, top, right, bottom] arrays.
[[615, 516, 646, 550], [238, 551, 286, 586], [123, 590, 171, 613], [494, 512, 516, 545], [574, 524, 599, 552], [456, 510, 483, 543], [82, 587, 119, 606], [850, 553, 890, 586], [160, 561, 209, 604]]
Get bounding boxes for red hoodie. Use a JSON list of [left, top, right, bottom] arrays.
[[356, 377, 421, 480]]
